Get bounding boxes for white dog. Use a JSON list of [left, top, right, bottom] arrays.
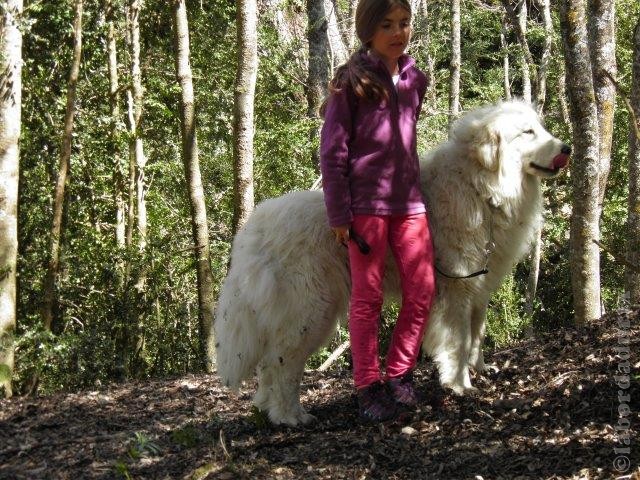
[[214, 101, 570, 425]]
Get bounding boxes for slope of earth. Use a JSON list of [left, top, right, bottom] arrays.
[[1, 308, 638, 480]]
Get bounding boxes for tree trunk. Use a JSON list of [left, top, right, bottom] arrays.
[[324, 0, 348, 68], [501, 15, 511, 100], [106, 0, 126, 253], [233, 0, 258, 233], [627, 19, 640, 305], [306, 0, 330, 171], [558, 62, 571, 129], [588, 0, 617, 214], [172, 0, 217, 372], [41, 0, 83, 334], [347, 0, 357, 49], [448, 0, 461, 130], [559, 0, 602, 324], [524, 0, 553, 316], [535, 0, 552, 114], [518, 0, 531, 104], [129, 0, 147, 264], [420, 0, 436, 110], [0, 0, 23, 398]]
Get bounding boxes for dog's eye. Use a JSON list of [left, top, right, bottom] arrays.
[[523, 129, 535, 135]]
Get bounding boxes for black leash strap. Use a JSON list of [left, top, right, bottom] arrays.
[[349, 228, 371, 255], [434, 264, 488, 279]]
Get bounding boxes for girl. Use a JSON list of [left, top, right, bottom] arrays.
[[320, 0, 435, 422]]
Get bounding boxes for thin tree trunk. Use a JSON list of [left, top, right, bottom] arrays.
[[233, 0, 258, 232], [588, 0, 617, 215], [535, 0, 552, 114], [627, 19, 640, 304], [324, 0, 348, 68], [501, 0, 539, 103], [420, 0, 436, 110], [0, 0, 23, 398], [558, 62, 571, 129], [347, 0, 357, 49], [307, 0, 330, 171], [525, 224, 541, 318], [129, 0, 146, 267], [559, 0, 602, 324], [518, 0, 531, 104], [41, 0, 83, 334], [501, 14, 511, 100], [106, 0, 125, 253], [448, 0, 461, 130], [524, 0, 552, 315], [172, 0, 217, 372]]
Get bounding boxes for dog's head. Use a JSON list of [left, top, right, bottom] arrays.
[[454, 101, 571, 179]]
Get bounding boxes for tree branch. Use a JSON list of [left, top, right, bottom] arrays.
[[592, 239, 640, 273], [603, 70, 640, 141], [317, 340, 350, 371]]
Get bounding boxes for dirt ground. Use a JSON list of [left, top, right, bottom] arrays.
[[1, 308, 638, 480]]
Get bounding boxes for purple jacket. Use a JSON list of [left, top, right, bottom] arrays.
[[320, 53, 428, 227]]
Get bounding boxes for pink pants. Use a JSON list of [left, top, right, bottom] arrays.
[[348, 213, 435, 389]]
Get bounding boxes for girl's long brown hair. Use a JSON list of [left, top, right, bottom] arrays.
[[320, 0, 412, 117]]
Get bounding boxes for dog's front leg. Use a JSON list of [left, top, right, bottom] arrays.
[[423, 297, 476, 394], [468, 302, 488, 372]]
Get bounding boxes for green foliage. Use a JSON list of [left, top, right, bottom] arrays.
[[128, 431, 161, 458], [485, 274, 531, 348], [171, 423, 203, 448], [0, 364, 11, 383], [10, 0, 638, 396]]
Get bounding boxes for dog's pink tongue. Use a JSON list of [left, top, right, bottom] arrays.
[[552, 153, 570, 169]]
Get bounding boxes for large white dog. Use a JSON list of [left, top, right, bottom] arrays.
[[214, 101, 570, 426]]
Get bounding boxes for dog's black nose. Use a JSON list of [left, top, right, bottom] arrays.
[[561, 144, 572, 155]]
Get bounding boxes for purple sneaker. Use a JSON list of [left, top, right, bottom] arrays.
[[357, 381, 398, 422], [387, 371, 419, 408]]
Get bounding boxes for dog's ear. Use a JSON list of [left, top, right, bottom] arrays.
[[473, 123, 502, 172]]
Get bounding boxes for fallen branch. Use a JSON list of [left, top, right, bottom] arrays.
[[317, 340, 350, 372]]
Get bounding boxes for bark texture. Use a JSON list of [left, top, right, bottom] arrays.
[[41, 0, 83, 334], [536, 0, 552, 114], [559, 0, 602, 324], [501, 15, 511, 100], [129, 0, 147, 260], [106, 0, 126, 258], [233, 0, 258, 232], [324, 0, 348, 68], [448, 0, 461, 130], [627, 19, 640, 304], [172, 0, 217, 371], [0, 0, 23, 398], [518, 0, 531, 104], [588, 0, 617, 212], [306, 0, 330, 171]]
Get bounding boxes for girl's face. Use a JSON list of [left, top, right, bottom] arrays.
[[369, 6, 411, 65]]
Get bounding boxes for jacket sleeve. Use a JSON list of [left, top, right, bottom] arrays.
[[320, 88, 354, 227]]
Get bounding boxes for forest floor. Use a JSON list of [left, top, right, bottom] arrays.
[[1, 308, 639, 480]]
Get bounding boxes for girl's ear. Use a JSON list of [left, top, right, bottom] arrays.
[[473, 122, 502, 172]]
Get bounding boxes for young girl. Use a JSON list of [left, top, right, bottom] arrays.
[[320, 0, 435, 422]]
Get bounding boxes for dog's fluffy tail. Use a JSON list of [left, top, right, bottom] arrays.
[[214, 250, 279, 389]]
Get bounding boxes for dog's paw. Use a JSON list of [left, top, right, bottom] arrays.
[[443, 382, 478, 396], [270, 410, 316, 427]]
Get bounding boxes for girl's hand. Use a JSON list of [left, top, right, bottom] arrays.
[[332, 225, 350, 245]]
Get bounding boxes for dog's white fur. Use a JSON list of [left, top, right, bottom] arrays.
[[214, 101, 569, 425]]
